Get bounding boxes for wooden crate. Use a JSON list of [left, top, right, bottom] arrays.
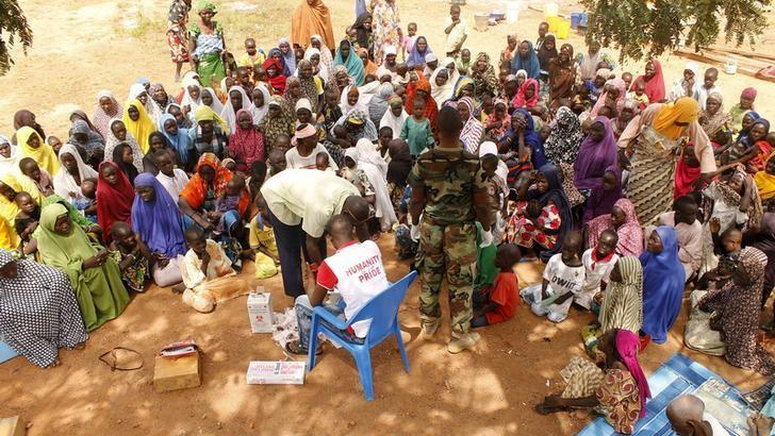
[[0, 416, 25, 436], [153, 353, 201, 393]]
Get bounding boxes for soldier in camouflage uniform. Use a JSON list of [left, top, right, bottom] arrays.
[[408, 106, 495, 354]]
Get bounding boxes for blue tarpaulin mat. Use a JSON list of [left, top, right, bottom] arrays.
[[577, 353, 753, 435]]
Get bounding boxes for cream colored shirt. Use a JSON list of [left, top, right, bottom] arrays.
[[260, 169, 360, 238]]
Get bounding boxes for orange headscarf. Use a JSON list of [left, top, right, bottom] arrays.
[[652, 97, 700, 140], [404, 74, 439, 129], [180, 153, 250, 214], [291, 0, 335, 49], [357, 47, 378, 76]]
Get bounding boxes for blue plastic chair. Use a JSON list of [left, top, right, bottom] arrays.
[[306, 270, 418, 401]]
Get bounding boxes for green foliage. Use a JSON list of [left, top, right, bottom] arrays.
[[0, 0, 33, 76], [580, 0, 769, 62]]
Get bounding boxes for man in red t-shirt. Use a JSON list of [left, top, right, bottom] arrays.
[[286, 214, 390, 355], [472, 244, 521, 327]]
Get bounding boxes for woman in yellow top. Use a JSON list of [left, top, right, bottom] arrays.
[[755, 153, 775, 209], [16, 126, 58, 175], [0, 173, 43, 250], [617, 97, 716, 225], [123, 98, 157, 154]]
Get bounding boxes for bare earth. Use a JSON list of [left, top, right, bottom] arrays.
[[1, 0, 775, 435]]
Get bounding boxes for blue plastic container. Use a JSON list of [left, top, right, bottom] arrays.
[[570, 13, 581, 29]]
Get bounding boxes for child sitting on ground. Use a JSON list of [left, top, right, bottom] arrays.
[[578, 229, 619, 311], [520, 232, 586, 323], [400, 97, 435, 157], [212, 175, 246, 236], [108, 222, 152, 293], [628, 79, 650, 111], [179, 227, 251, 313], [249, 196, 280, 279], [286, 214, 390, 355], [19, 158, 54, 196], [73, 179, 98, 223], [13, 192, 40, 255], [472, 244, 521, 328]]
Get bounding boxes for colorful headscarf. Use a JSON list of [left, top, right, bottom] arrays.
[[458, 97, 483, 154], [193, 104, 229, 134], [755, 153, 775, 200], [407, 36, 432, 69], [334, 39, 365, 86], [93, 90, 123, 140], [157, 114, 192, 168], [131, 173, 187, 258], [653, 97, 700, 140], [574, 117, 619, 190], [632, 59, 665, 103], [511, 40, 540, 79], [180, 153, 234, 211], [640, 226, 685, 344], [614, 329, 652, 416], [17, 126, 59, 175], [96, 161, 135, 242], [544, 106, 584, 165], [263, 57, 288, 94], [123, 98, 156, 154], [511, 78, 540, 108]]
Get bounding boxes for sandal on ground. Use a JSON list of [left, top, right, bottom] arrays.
[[285, 340, 322, 356], [534, 403, 568, 415]]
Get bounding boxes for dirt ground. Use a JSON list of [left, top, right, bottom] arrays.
[[2, 0, 775, 435]]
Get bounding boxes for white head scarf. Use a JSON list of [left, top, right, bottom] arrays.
[[0, 135, 19, 176], [53, 143, 99, 203], [430, 64, 457, 106], [220, 86, 256, 133], [301, 47, 330, 83], [201, 87, 224, 114], [251, 83, 272, 125], [478, 141, 509, 183], [348, 139, 397, 230], [295, 98, 316, 120]]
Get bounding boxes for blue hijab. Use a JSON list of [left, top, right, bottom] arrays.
[[334, 39, 365, 86], [268, 48, 291, 77], [640, 226, 685, 344], [407, 36, 432, 69], [511, 40, 541, 79], [131, 173, 187, 259], [736, 111, 761, 143], [514, 108, 547, 169], [277, 38, 297, 76], [158, 114, 192, 168], [740, 118, 770, 149]]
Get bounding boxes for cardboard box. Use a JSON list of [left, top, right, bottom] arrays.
[[153, 353, 201, 392], [0, 416, 24, 436], [246, 361, 306, 385], [247, 291, 275, 333]]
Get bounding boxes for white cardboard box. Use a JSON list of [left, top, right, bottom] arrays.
[[247, 291, 275, 333], [246, 361, 306, 385]]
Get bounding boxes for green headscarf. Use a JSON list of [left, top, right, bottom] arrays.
[[35, 203, 98, 267], [196, 0, 217, 12]]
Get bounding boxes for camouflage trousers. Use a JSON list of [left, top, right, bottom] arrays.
[[417, 220, 477, 335]]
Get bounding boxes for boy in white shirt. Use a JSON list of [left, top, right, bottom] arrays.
[[154, 150, 189, 199], [521, 232, 586, 323], [696, 68, 722, 110], [444, 4, 468, 58], [286, 214, 389, 355], [578, 230, 619, 310]]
